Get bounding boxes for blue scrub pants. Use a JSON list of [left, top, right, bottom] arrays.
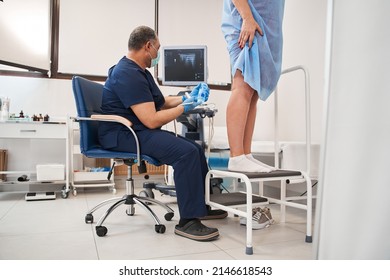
[[113, 129, 208, 219]]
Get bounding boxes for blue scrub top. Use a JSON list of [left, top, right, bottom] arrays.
[[98, 56, 165, 149]]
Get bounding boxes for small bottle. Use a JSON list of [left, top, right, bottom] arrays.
[[0, 97, 10, 121]]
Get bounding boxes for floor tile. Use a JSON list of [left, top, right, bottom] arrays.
[[0, 175, 314, 260], [0, 231, 98, 260]]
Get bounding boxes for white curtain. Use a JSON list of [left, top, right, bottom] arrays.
[[315, 0, 390, 259]]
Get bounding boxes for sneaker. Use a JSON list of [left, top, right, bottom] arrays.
[[240, 207, 274, 230]]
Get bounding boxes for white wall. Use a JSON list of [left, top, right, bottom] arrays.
[[0, 76, 75, 120], [278, 0, 326, 143], [0, 0, 327, 143], [158, 0, 231, 85], [314, 0, 390, 259]]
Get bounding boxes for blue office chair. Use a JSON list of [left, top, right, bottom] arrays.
[[71, 76, 174, 237]]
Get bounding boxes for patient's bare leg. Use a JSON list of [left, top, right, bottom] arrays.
[[226, 71, 271, 173]]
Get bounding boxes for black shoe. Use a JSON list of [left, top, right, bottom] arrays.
[[174, 219, 219, 241], [199, 209, 228, 220]]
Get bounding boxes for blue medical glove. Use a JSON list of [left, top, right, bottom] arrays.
[[182, 83, 210, 102], [197, 83, 210, 103], [181, 84, 201, 102], [181, 96, 201, 112], [189, 83, 202, 98]]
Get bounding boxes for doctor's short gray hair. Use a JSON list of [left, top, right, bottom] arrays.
[[128, 25, 157, 51]]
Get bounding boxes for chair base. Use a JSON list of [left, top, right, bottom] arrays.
[[85, 173, 174, 237]]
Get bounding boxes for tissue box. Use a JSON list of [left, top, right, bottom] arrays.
[[36, 164, 65, 182]]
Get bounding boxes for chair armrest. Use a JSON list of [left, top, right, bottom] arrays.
[[91, 114, 132, 127], [73, 114, 141, 166]]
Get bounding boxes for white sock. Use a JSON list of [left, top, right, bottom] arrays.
[[228, 155, 271, 173], [246, 154, 277, 171]]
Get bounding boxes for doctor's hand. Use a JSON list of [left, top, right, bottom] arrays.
[[180, 96, 202, 113]]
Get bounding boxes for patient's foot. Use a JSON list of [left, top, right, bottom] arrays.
[[228, 154, 271, 173], [246, 154, 277, 171]]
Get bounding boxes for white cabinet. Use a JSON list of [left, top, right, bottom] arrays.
[[0, 121, 70, 198]]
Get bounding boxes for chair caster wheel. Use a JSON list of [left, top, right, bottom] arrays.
[[164, 212, 174, 221], [61, 191, 68, 199], [139, 188, 155, 199], [155, 224, 166, 234], [85, 213, 94, 224], [96, 226, 108, 237], [138, 190, 153, 205], [61, 186, 69, 199]]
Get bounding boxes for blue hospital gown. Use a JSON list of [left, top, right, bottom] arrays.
[[221, 0, 285, 101]]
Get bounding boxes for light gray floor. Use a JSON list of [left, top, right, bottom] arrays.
[[0, 176, 315, 260]]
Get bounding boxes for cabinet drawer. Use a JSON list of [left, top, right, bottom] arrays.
[[0, 123, 66, 139]]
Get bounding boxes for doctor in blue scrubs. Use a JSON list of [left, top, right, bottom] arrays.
[[98, 26, 226, 242]]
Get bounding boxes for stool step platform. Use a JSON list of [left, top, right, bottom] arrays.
[[210, 192, 267, 206], [240, 169, 302, 179]]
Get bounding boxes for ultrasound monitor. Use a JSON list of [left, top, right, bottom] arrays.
[[162, 45, 207, 87]]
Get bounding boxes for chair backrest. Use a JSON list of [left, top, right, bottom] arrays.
[[72, 76, 103, 153]]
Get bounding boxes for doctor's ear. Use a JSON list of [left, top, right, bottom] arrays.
[[145, 41, 153, 49]]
